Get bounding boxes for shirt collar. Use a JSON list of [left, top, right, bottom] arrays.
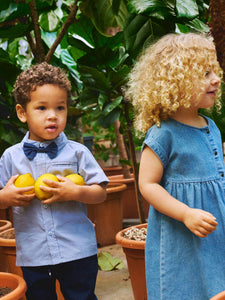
[[22, 132, 68, 152]]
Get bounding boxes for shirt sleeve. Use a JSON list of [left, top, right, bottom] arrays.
[[0, 151, 13, 188], [76, 145, 109, 185]]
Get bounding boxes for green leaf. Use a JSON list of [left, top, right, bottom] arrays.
[[97, 252, 124, 271], [186, 18, 209, 32], [40, 10, 60, 32], [128, 0, 175, 20], [102, 96, 123, 116], [60, 49, 83, 90], [0, 2, 18, 22], [78, 66, 110, 92], [98, 108, 121, 128], [0, 22, 32, 39], [176, 0, 199, 19], [80, 0, 128, 35]]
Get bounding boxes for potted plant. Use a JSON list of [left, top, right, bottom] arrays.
[[115, 223, 147, 300], [87, 182, 127, 247], [0, 272, 27, 300]]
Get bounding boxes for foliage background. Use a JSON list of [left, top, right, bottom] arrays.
[[0, 0, 223, 159]]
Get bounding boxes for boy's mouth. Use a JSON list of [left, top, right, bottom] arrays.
[[46, 125, 57, 132]]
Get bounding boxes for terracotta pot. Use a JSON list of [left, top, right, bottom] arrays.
[[87, 182, 127, 247], [0, 228, 64, 300], [108, 174, 149, 220], [210, 291, 225, 300], [103, 166, 132, 177], [0, 221, 12, 272], [115, 223, 147, 300], [0, 272, 27, 300], [0, 221, 12, 233]]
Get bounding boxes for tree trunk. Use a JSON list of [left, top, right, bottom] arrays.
[[209, 0, 225, 80], [113, 119, 131, 179], [124, 101, 146, 223]]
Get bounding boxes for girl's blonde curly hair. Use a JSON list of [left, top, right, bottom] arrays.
[[125, 33, 222, 134]]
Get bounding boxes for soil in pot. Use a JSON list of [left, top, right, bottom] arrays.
[[0, 272, 27, 300]]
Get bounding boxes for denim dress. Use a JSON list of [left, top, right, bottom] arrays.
[[143, 116, 225, 300]]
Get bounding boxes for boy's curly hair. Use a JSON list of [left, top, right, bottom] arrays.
[[125, 33, 222, 134], [13, 62, 72, 108]]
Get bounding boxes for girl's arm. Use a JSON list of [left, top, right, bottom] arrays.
[[139, 146, 217, 238]]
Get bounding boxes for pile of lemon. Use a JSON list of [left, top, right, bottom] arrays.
[[14, 173, 85, 200]]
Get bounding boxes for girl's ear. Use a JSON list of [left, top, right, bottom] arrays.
[[16, 104, 27, 123]]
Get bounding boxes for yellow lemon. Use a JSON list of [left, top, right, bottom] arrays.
[[14, 173, 35, 194], [66, 174, 85, 185], [35, 173, 59, 200]]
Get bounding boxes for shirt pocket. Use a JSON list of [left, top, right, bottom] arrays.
[[46, 161, 78, 177]]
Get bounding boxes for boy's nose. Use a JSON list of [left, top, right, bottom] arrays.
[[47, 110, 57, 119]]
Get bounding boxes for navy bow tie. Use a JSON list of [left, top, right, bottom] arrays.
[[23, 142, 58, 160]]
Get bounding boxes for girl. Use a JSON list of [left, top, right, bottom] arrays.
[[126, 33, 225, 299]]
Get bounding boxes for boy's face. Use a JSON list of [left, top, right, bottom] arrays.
[[16, 84, 68, 142]]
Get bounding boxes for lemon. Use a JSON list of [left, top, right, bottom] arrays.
[[35, 173, 59, 200], [14, 173, 35, 194], [66, 173, 85, 185]]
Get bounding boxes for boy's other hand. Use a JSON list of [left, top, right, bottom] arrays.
[[39, 176, 82, 204]]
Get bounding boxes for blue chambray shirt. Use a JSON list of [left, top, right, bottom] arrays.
[[0, 131, 109, 267]]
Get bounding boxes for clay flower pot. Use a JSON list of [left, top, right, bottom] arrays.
[[0, 272, 27, 300], [0, 228, 64, 300], [115, 223, 147, 300], [0, 222, 12, 272], [0, 221, 12, 234], [87, 182, 127, 247], [210, 290, 225, 300]]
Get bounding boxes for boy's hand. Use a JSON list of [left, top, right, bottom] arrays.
[[39, 176, 82, 204], [183, 208, 218, 238], [0, 175, 35, 208]]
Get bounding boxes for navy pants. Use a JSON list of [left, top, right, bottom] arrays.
[[21, 255, 98, 300]]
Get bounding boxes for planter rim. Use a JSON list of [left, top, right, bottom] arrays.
[[115, 223, 147, 250], [0, 272, 27, 300], [0, 220, 12, 233], [0, 228, 15, 247], [107, 174, 134, 184], [106, 182, 127, 194]]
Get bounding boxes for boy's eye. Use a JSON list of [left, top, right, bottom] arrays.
[[57, 106, 66, 111]]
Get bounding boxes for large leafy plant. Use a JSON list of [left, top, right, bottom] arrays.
[[0, 0, 218, 222]]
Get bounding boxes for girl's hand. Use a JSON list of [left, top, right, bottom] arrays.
[[0, 175, 35, 208], [183, 207, 218, 238]]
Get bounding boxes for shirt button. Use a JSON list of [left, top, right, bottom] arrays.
[[206, 129, 210, 134], [221, 173, 224, 177], [215, 151, 218, 155]]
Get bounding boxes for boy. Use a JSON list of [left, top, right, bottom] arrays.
[[0, 62, 108, 300]]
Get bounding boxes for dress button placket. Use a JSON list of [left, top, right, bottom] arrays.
[[205, 127, 225, 179]]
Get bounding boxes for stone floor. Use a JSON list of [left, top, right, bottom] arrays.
[[95, 243, 134, 300]]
